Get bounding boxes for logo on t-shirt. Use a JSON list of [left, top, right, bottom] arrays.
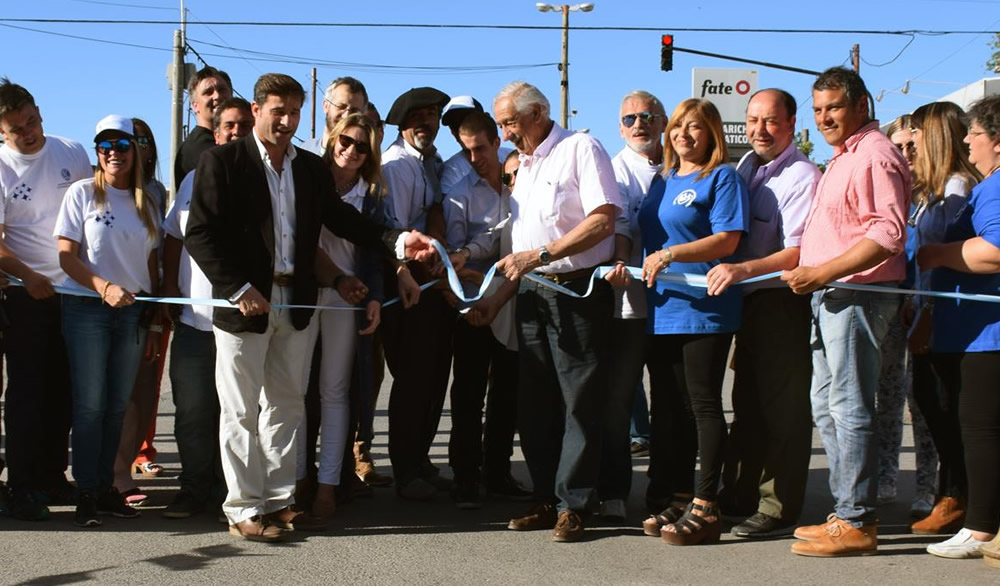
[[673, 189, 696, 207], [11, 182, 32, 201], [95, 210, 115, 227], [61, 168, 71, 182]]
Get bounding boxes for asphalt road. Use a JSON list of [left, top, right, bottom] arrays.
[[1, 349, 998, 586]]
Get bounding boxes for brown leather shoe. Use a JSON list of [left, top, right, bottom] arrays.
[[357, 461, 394, 487], [264, 507, 328, 531], [552, 510, 585, 543], [229, 516, 285, 543], [911, 496, 965, 535], [508, 503, 558, 531], [794, 513, 839, 541], [791, 518, 877, 557]]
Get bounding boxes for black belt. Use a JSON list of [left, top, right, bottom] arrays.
[[536, 266, 596, 284], [273, 274, 294, 287]]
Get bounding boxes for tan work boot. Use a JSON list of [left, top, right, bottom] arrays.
[[794, 513, 839, 541], [791, 518, 877, 557], [981, 528, 1000, 568], [911, 496, 965, 535], [355, 441, 393, 487]]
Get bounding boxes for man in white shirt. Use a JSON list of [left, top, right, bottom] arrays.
[[600, 90, 666, 521], [186, 74, 437, 542], [300, 76, 368, 156], [379, 87, 461, 501], [493, 81, 623, 542], [709, 88, 820, 538], [0, 78, 92, 520], [160, 97, 253, 520], [442, 111, 528, 509]]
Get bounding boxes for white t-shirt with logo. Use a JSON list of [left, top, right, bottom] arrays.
[[163, 171, 214, 331], [0, 136, 92, 282], [54, 178, 160, 294]]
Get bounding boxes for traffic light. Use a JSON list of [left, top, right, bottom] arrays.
[[661, 34, 674, 72]]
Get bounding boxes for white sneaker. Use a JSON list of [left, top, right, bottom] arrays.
[[599, 499, 626, 521], [927, 528, 988, 559]]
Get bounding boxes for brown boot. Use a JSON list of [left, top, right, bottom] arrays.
[[911, 496, 965, 535], [791, 518, 877, 557], [355, 441, 393, 487], [793, 513, 839, 541]]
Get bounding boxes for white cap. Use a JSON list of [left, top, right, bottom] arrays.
[[94, 115, 134, 141], [441, 95, 483, 127]]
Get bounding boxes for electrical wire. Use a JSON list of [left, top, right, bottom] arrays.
[[0, 18, 994, 35], [860, 34, 916, 67], [68, 0, 175, 10]]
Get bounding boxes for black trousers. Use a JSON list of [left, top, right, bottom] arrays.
[[721, 288, 812, 521], [954, 351, 1000, 533], [381, 290, 456, 485], [448, 319, 518, 485], [3, 289, 72, 490], [647, 332, 733, 503], [911, 352, 967, 498]]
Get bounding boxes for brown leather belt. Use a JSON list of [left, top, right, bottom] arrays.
[[536, 266, 596, 284], [273, 274, 294, 287]]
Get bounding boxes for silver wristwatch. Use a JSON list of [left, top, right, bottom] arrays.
[[538, 245, 552, 265]]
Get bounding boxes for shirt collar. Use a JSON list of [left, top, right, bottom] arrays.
[[394, 134, 438, 161], [252, 129, 297, 166], [622, 143, 663, 169], [835, 120, 881, 156], [523, 122, 570, 162]]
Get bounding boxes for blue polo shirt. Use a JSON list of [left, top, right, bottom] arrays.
[[932, 171, 1000, 353], [639, 165, 749, 335]]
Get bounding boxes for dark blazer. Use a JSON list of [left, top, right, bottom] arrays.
[[185, 133, 402, 334]]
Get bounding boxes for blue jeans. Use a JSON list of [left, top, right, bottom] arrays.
[[62, 296, 147, 494], [169, 322, 222, 502], [810, 287, 898, 526]]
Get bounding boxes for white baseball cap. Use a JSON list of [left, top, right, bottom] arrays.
[[94, 115, 134, 141]]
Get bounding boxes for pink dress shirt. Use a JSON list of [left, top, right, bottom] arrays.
[[799, 121, 910, 284]]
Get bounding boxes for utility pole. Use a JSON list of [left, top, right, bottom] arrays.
[[169, 28, 184, 197], [560, 5, 569, 129], [311, 67, 318, 140], [852, 44, 860, 73]]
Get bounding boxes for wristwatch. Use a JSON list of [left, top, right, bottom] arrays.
[[538, 245, 552, 266]]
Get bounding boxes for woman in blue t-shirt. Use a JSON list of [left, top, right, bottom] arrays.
[[917, 95, 1000, 560], [637, 98, 749, 546]]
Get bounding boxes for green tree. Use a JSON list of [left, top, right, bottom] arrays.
[[987, 32, 1000, 73], [795, 130, 813, 159]]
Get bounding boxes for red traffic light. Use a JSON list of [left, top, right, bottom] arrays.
[[661, 34, 673, 46]]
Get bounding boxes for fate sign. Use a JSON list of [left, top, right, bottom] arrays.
[[691, 68, 759, 151]]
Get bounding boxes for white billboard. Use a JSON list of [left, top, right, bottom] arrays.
[[691, 68, 759, 151]]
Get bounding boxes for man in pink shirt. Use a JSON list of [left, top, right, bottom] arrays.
[[781, 67, 910, 557]]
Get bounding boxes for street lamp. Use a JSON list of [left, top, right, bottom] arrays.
[[536, 3, 595, 128]]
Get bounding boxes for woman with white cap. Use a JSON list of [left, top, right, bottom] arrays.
[[54, 114, 162, 528]]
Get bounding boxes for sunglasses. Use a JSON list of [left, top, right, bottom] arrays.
[[502, 168, 518, 187], [96, 139, 132, 155], [337, 133, 371, 155], [135, 136, 152, 149], [621, 112, 662, 128]]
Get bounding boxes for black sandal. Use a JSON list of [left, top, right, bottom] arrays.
[[660, 501, 722, 546], [642, 498, 692, 537]]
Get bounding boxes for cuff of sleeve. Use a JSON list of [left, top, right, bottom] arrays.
[[865, 228, 904, 255], [228, 282, 252, 304], [394, 232, 409, 260]]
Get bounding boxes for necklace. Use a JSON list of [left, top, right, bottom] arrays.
[[335, 176, 360, 196]]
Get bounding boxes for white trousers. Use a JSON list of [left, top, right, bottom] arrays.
[[215, 286, 318, 524], [296, 288, 357, 485]]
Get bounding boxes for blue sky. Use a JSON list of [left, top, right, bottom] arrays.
[[3, 0, 999, 183]]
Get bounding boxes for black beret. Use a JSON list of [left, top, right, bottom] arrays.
[[385, 87, 450, 126]]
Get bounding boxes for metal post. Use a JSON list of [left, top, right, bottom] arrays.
[[169, 28, 184, 196], [311, 67, 318, 140], [852, 44, 860, 73], [560, 5, 569, 128]]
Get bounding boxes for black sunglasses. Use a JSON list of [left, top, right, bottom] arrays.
[[621, 111, 662, 128], [337, 133, 371, 155], [502, 168, 518, 187], [96, 139, 132, 155], [135, 136, 152, 149]]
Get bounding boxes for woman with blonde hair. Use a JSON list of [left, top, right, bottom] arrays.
[[905, 101, 981, 540], [638, 98, 749, 545], [54, 115, 161, 527]]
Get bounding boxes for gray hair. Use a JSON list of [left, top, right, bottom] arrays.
[[621, 90, 665, 116], [494, 81, 550, 120], [323, 76, 369, 107]]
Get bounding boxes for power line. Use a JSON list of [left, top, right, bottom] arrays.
[[68, 0, 175, 10], [0, 18, 995, 35], [860, 34, 916, 67]]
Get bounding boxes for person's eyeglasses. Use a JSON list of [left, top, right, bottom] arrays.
[[337, 134, 371, 155], [325, 99, 364, 116], [96, 139, 132, 155], [135, 136, 152, 149], [502, 168, 518, 187], [621, 112, 662, 128]]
